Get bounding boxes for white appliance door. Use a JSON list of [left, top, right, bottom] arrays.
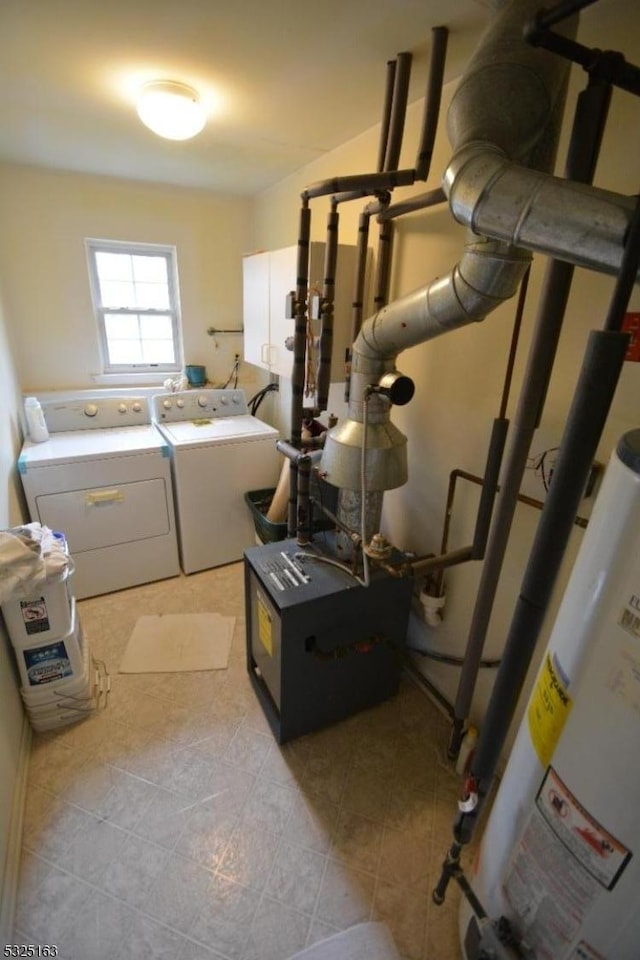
[[172, 436, 280, 573], [35, 478, 171, 552]]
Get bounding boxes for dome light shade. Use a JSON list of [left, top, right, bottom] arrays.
[[137, 81, 206, 140]]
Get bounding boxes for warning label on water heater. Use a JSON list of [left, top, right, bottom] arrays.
[[528, 652, 573, 768], [503, 767, 631, 960]]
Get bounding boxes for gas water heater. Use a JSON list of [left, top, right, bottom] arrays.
[[461, 429, 640, 960]]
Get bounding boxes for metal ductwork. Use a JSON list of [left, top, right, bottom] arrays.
[[321, 0, 637, 498]]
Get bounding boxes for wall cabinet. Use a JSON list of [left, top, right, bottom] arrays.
[[243, 241, 358, 381]]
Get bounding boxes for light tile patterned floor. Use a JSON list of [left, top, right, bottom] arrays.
[[12, 562, 470, 960]]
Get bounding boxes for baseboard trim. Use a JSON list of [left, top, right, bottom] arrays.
[[0, 715, 31, 942]]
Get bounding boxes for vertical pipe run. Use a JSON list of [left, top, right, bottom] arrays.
[[471, 418, 509, 560], [377, 59, 397, 174], [464, 329, 631, 831], [384, 52, 412, 172], [347, 211, 372, 383], [316, 206, 339, 414], [296, 455, 312, 545], [373, 218, 394, 311], [289, 202, 311, 537], [449, 75, 614, 758], [415, 26, 449, 180]]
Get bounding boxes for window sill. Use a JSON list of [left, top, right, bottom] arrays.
[[91, 373, 170, 386]]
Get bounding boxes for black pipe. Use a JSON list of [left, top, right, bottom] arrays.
[[289, 202, 311, 537], [373, 219, 394, 311], [351, 211, 371, 343], [449, 72, 614, 759], [385, 52, 412, 172], [302, 168, 416, 201], [412, 546, 474, 574], [296, 455, 312, 545], [378, 187, 446, 222], [415, 26, 449, 180], [530, 0, 598, 30], [471, 418, 509, 560], [499, 266, 530, 420], [458, 329, 630, 843], [377, 59, 397, 174], [316, 208, 339, 413]]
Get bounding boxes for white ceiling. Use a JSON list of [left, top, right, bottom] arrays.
[[0, 0, 493, 194], [0, 1, 636, 196]]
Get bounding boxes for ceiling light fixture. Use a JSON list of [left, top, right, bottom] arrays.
[[136, 80, 206, 141]]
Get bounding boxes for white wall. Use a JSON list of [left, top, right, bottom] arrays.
[[0, 281, 29, 940], [0, 165, 260, 394], [250, 14, 640, 732]]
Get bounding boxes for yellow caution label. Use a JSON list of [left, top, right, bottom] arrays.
[[528, 652, 572, 768], [257, 593, 273, 657]]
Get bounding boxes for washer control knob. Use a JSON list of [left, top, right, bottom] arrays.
[[163, 399, 172, 410], [220, 395, 229, 405], [84, 403, 98, 418], [118, 403, 127, 414], [231, 394, 241, 404], [176, 398, 185, 408], [197, 395, 208, 408], [132, 402, 142, 413]]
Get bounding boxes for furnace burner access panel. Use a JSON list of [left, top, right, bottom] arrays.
[[244, 539, 413, 743]]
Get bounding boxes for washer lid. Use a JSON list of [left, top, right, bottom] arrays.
[[19, 424, 169, 468], [156, 415, 279, 448]]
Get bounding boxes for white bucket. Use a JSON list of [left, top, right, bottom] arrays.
[[2, 564, 73, 646], [21, 632, 95, 710], [15, 599, 83, 690]]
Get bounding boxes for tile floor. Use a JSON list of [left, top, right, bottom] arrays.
[[12, 562, 475, 960]]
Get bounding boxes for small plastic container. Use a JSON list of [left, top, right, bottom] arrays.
[[15, 599, 84, 690], [2, 566, 73, 645], [24, 396, 50, 443]]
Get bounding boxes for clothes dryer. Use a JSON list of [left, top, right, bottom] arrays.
[[151, 389, 280, 574], [19, 395, 180, 599]]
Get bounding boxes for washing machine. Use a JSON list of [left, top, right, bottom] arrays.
[[151, 389, 280, 574], [19, 395, 180, 599]]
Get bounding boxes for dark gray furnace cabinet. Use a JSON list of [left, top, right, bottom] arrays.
[[244, 538, 414, 743]]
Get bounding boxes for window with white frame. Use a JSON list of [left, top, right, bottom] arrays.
[[86, 239, 183, 374]]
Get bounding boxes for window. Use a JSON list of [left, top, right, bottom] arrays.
[[86, 239, 183, 374]]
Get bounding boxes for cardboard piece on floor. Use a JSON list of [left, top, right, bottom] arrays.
[[119, 614, 234, 673]]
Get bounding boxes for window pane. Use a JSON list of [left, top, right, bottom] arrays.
[[100, 280, 136, 308], [142, 340, 175, 364], [95, 252, 133, 282], [132, 256, 167, 283], [139, 315, 173, 339], [108, 340, 143, 364], [135, 281, 170, 310], [104, 314, 140, 340]]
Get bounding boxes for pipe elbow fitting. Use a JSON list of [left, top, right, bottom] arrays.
[[443, 142, 511, 233]]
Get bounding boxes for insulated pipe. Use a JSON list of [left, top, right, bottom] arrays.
[[377, 59, 397, 174], [289, 203, 311, 537], [351, 211, 371, 343], [372, 218, 394, 313], [378, 187, 446, 222], [384, 52, 412, 172], [316, 207, 339, 413], [302, 169, 416, 201], [415, 27, 449, 180], [450, 74, 614, 756], [458, 329, 631, 841]]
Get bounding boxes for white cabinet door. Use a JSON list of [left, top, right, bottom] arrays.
[[242, 251, 270, 370], [268, 245, 297, 378], [243, 242, 360, 381]]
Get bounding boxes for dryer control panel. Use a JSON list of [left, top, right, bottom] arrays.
[[151, 389, 249, 422], [38, 396, 151, 432]]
